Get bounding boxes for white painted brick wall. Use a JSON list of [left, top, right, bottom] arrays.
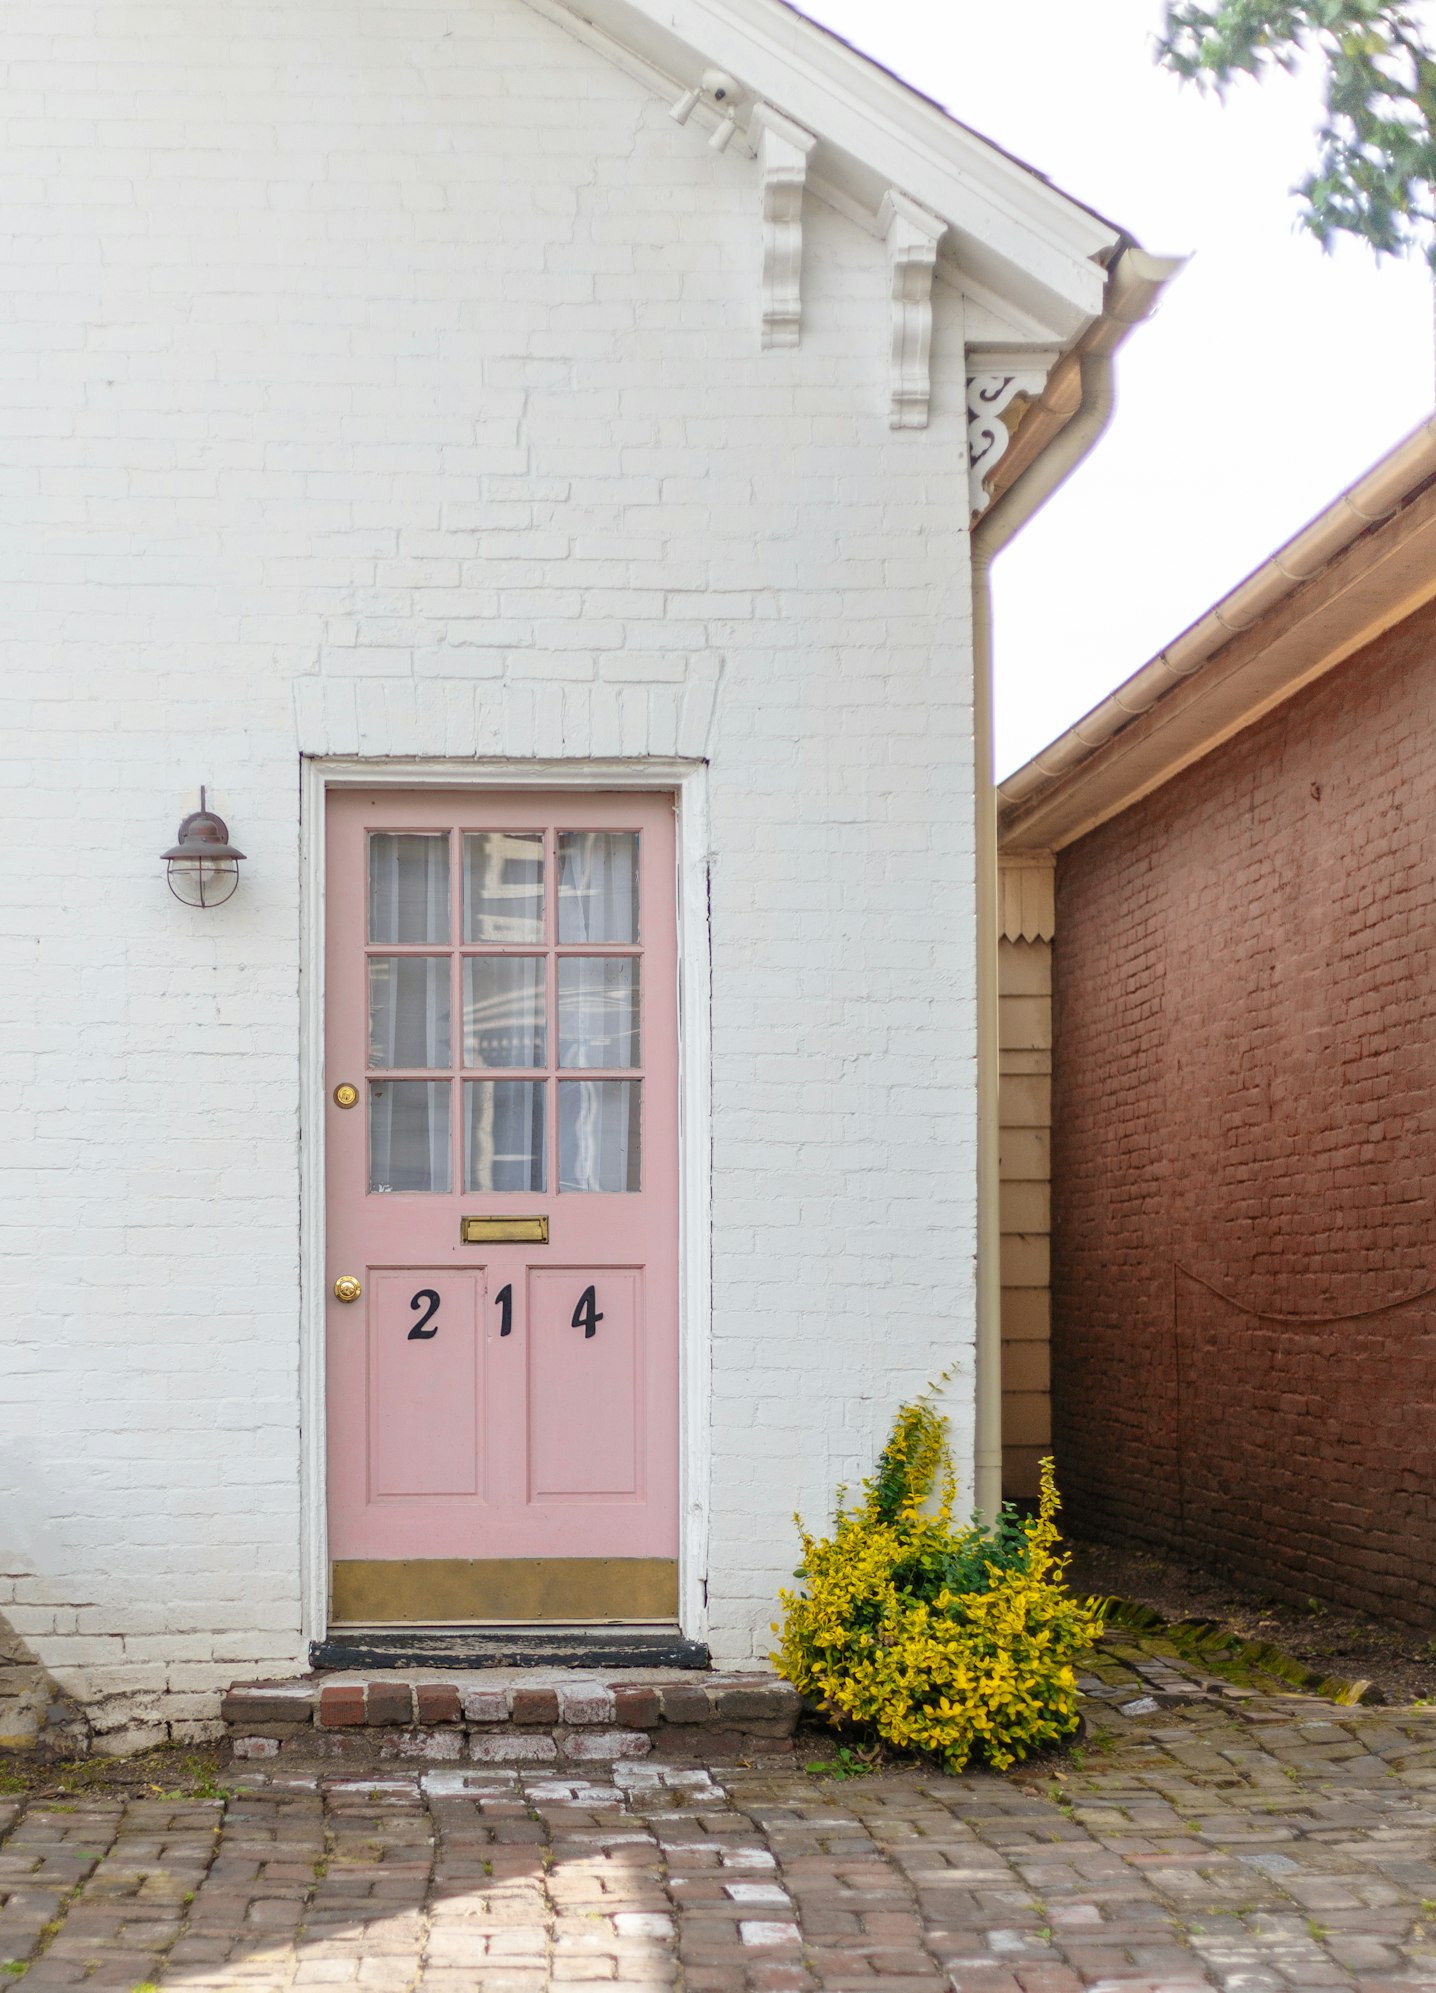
[[0, 0, 976, 1740]]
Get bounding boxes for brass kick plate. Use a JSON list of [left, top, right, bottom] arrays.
[[332, 1557, 678, 1624], [461, 1214, 549, 1244]]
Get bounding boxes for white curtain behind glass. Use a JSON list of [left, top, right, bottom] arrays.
[[559, 1080, 639, 1192], [557, 832, 638, 943], [368, 836, 451, 1191], [370, 834, 448, 943], [369, 959, 449, 1070], [370, 1082, 450, 1193], [557, 958, 638, 1068], [464, 832, 544, 942], [466, 1081, 545, 1193]]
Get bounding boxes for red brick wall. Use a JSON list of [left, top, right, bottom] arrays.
[[1051, 595, 1436, 1622]]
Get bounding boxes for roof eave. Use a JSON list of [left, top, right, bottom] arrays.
[[542, 0, 1124, 338], [997, 412, 1436, 852]]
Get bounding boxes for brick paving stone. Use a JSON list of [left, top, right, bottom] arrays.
[[18, 1656, 1436, 1990]]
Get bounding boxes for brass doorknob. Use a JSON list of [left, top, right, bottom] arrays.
[[333, 1275, 362, 1303]]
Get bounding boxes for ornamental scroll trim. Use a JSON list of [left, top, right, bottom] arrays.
[[750, 103, 817, 349], [967, 369, 1048, 515], [879, 190, 947, 429]]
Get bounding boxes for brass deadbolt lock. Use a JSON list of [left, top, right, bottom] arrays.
[[333, 1275, 363, 1304], [333, 1082, 359, 1109]]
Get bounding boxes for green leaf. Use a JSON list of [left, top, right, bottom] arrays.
[[1158, 0, 1436, 262]]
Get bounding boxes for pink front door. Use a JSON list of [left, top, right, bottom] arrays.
[[324, 789, 680, 1624]]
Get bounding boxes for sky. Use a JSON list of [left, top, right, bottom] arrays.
[[799, 0, 1436, 777]]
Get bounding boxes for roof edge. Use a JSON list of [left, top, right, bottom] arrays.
[[539, 0, 1125, 336], [998, 411, 1436, 851]]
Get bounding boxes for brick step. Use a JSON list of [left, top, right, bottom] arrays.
[[222, 1668, 800, 1767]]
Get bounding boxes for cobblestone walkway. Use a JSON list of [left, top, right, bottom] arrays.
[[7, 1684, 1436, 1992]]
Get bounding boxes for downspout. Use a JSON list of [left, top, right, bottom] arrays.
[[969, 246, 1185, 1520]]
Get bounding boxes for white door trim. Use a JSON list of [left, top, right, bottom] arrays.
[[298, 756, 713, 1647]]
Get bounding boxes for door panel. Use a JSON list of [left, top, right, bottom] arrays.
[[527, 1268, 642, 1501], [367, 1270, 482, 1498], [324, 788, 679, 1623]]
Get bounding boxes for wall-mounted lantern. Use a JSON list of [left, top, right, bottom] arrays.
[[161, 788, 246, 907]]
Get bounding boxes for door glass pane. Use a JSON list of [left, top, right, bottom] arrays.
[[369, 957, 450, 1070], [559, 1080, 640, 1192], [464, 957, 545, 1069], [557, 831, 639, 943], [464, 1080, 547, 1193], [369, 834, 450, 944], [558, 958, 639, 1068], [369, 1081, 451, 1193], [464, 832, 545, 942]]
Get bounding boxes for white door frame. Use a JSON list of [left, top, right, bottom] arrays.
[[298, 755, 713, 1645]]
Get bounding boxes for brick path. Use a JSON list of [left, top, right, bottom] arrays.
[[7, 1679, 1436, 1991]]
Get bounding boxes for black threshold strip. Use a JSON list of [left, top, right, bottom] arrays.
[[311, 1627, 712, 1671]]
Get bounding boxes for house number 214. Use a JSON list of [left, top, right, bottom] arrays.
[[405, 1285, 604, 1339]]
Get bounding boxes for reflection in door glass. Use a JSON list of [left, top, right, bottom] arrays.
[[463, 957, 545, 1069], [369, 1080, 451, 1193], [369, 957, 451, 1069], [464, 832, 545, 942], [557, 832, 638, 943], [369, 834, 450, 944], [465, 1080, 546, 1193], [559, 1079, 640, 1191], [558, 958, 639, 1068]]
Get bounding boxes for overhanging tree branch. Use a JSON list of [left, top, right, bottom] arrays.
[[1159, 1, 1436, 264]]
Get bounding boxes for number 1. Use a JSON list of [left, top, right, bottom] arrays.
[[496, 1283, 513, 1337]]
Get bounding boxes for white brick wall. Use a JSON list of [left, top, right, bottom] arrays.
[[0, 0, 976, 1740]]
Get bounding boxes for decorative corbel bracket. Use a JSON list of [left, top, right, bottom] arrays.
[[749, 103, 817, 349], [878, 190, 947, 429], [966, 364, 1051, 514]]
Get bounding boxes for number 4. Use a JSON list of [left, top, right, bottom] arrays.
[[571, 1285, 603, 1339]]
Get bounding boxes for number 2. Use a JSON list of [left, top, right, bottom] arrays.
[[407, 1288, 440, 1339], [571, 1285, 603, 1339]]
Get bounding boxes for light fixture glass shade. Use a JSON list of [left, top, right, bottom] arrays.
[[166, 855, 241, 907]]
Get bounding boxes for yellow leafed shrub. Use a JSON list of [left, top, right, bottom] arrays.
[[772, 1398, 1100, 1772]]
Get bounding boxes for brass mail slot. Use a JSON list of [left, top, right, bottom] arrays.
[[460, 1214, 549, 1245]]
